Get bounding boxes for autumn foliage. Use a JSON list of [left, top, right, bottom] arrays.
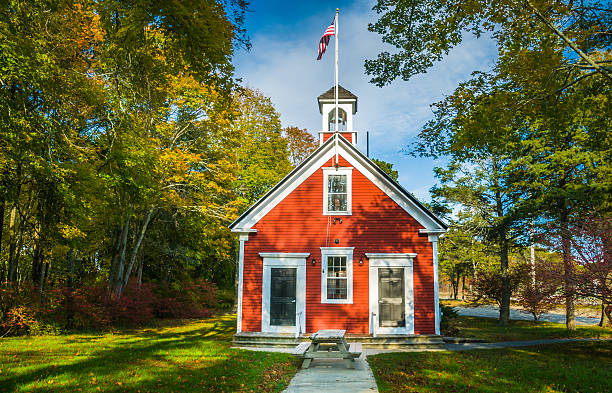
[[1, 280, 217, 336]]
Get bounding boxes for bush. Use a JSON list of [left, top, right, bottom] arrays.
[[517, 258, 563, 320], [440, 304, 459, 336], [1, 278, 219, 335], [472, 264, 527, 307], [0, 285, 64, 336], [152, 279, 216, 319]]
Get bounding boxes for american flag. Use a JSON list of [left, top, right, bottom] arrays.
[[317, 18, 335, 60]]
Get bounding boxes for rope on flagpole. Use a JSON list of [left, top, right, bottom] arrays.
[[334, 8, 339, 168]]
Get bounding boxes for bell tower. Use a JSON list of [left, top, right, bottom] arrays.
[[317, 85, 357, 145]]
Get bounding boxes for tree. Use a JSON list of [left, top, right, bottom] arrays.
[[366, 0, 612, 87], [371, 159, 399, 181], [0, 0, 249, 298], [233, 88, 292, 205], [283, 127, 318, 166], [368, 0, 611, 330]]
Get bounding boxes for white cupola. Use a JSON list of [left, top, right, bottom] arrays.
[[317, 85, 357, 145]]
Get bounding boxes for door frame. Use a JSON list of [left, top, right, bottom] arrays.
[[260, 253, 308, 334], [367, 253, 416, 335]]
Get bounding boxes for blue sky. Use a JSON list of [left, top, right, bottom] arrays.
[[233, 1, 497, 202]]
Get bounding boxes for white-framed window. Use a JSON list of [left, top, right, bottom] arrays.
[[321, 247, 353, 304], [322, 167, 352, 215]]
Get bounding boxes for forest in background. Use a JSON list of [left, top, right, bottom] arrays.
[[0, 0, 320, 334], [367, 0, 612, 328]]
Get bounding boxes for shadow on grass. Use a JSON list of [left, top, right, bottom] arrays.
[[369, 341, 612, 393], [2, 315, 299, 393]]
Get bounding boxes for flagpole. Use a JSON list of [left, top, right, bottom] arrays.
[[334, 8, 339, 167]]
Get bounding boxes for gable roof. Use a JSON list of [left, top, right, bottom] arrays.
[[317, 85, 357, 101], [230, 134, 448, 231]]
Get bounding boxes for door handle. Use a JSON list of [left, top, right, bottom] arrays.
[[378, 300, 384, 303], [291, 299, 296, 303]]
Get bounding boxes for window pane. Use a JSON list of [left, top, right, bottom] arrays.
[[328, 175, 346, 193], [328, 193, 347, 211], [327, 256, 346, 277], [327, 278, 347, 299]]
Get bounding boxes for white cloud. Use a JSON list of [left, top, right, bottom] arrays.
[[234, 2, 497, 202]]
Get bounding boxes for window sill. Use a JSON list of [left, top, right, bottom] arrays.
[[323, 211, 352, 216], [321, 299, 353, 304]]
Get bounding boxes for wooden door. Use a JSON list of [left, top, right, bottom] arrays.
[[378, 267, 405, 327], [270, 268, 296, 326]]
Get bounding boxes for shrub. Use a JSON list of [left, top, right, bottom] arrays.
[[152, 279, 216, 319], [472, 263, 527, 307], [440, 304, 459, 336], [516, 257, 563, 320]]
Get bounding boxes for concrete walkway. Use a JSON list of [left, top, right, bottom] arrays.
[[242, 337, 612, 393], [446, 337, 612, 351], [454, 305, 600, 325], [282, 354, 378, 393]]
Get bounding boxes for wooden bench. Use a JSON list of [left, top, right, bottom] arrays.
[[292, 330, 363, 369], [291, 342, 311, 357], [348, 342, 362, 357]]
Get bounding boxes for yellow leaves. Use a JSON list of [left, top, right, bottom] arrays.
[[58, 224, 87, 241]]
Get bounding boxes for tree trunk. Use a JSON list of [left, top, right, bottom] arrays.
[[66, 248, 75, 289], [499, 236, 511, 326], [0, 197, 4, 282], [137, 256, 143, 287], [7, 203, 19, 285], [113, 215, 131, 297], [120, 208, 153, 295], [492, 157, 511, 326], [461, 275, 466, 300], [560, 210, 576, 330]]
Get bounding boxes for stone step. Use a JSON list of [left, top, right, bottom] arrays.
[[232, 333, 446, 350]]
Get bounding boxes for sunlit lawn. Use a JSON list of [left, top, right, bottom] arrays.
[[369, 341, 612, 393], [0, 314, 299, 392], [451, 315, 612, 342]]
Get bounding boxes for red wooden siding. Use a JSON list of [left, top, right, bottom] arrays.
[[241, 155, 436, 335], [321, 132, 353, 144]]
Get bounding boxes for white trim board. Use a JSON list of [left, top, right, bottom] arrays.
[[261, 254, 307, 334], [230, 134, 447, 231], [320, 247, 354, 304], [368, 253, 415, 335]]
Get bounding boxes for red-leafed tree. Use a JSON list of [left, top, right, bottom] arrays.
[[540, 217, 612, 326], [569, 218, 612, 325], [516, 255, 563, 321]]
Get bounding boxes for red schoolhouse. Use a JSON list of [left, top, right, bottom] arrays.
[[230, 86, 447, 338]]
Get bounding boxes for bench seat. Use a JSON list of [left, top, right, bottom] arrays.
[[291, 342, 311, 356]]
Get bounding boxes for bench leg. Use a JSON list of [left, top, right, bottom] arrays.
[[343, 358, 355, 369], [301, 358, 312, 369]]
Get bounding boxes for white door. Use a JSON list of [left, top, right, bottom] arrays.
[[260, 253, 307, 334], [367, 253, 415, 335]]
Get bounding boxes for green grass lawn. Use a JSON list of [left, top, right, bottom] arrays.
[[369, 341, 612, 393], [0, 314, 299, 393], [450, 315, 612, 342]]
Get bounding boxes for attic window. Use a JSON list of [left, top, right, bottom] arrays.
[[323, 168, 352, 215]]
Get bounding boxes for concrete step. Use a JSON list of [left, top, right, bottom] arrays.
[[232, 333, 446, 350]]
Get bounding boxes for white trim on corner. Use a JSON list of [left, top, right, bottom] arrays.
[[431, 239, 441, 335], [236, 238, 247, 333], [232, 229, 257, 242], [420, 231, 442, 335], [320, 247, 354, 304], [261, 254, 307, 334], [368, 253, 415, 335], [322, 167, 353, 216]]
